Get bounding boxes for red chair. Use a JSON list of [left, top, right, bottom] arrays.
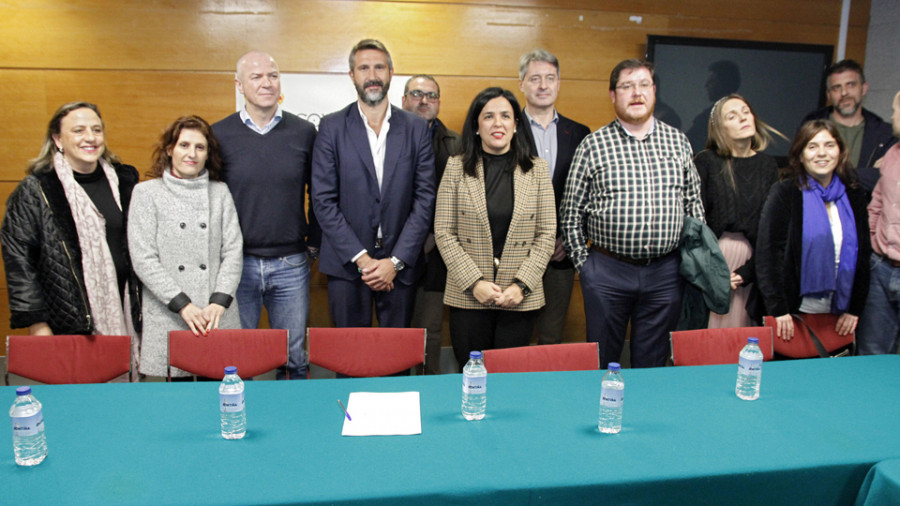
[[5, 334, 131, 385], [482, 343, 599, 373], [167, 329, 289, 380], [307, 327, 425, 377], [670, 327, 774, 366]]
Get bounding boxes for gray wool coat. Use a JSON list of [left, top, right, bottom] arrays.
[[128, 170, 243, 377]]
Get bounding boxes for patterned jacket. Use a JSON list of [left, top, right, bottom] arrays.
[[434, 156, 555, 311]]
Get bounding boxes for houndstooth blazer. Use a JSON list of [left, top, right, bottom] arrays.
[[434, 155, 555, 311]]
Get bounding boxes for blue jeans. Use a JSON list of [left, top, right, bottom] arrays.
[[857, 253, 900, 355], [238, 253, 310, 379]]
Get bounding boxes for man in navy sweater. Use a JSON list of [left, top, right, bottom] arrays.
[[212, 51, 320, 379]]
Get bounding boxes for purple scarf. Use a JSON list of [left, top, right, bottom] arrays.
[[800, 176, 857, 313]]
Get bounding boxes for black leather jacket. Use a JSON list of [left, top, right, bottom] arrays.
[[1, 163, 141, 334]]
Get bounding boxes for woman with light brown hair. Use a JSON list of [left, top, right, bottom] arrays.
[[694, 94, 784, 326]]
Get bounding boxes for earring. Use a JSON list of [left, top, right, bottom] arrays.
[[475, 131, 480, 136], [57, 146, 64, 154]]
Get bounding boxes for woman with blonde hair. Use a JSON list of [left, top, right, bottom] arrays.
[[1, 102, 141, 344], [694, 94, 784, 327]]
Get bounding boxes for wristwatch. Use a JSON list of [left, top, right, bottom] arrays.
[[390, 256, 406, 272], [514, 279, 531, 296]]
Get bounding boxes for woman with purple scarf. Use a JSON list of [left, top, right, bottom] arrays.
[[756, 119, 871, 344]]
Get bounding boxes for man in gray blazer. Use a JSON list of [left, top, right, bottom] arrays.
[[312, 39, 435, 332]]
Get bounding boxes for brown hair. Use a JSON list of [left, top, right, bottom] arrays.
[[706, 94, 787, 188], [786, 119, 856, 189], [149, 116, 223, 181]]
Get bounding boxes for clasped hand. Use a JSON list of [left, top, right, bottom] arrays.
[[179, 302, 226, 336], [357, 254, 396, 292], [473, 280, 523, 308]]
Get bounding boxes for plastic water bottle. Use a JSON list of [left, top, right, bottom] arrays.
[[462, 351, 487, 420], [219, 366, 246, 439], [598, 362, 624, 434], [736, 337, 763, 400], [10, 386, 48, 466]]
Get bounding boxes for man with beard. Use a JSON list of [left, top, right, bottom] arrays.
[[402, 74, 460, 374], [312, 39, 435, 331], [560, 59, 704, 368], [801, 60, 896, 192]]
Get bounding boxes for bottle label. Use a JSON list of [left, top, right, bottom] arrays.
[[738, 357, 762, 377], [11, 410, 44, 437], [220, 392, 244, 413], [600, 387, 623, 408], [463, 375, 486, 394]]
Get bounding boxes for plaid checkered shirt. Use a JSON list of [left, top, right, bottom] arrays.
[[560, 118, 705, 270]]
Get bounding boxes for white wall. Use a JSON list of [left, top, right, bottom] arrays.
[[864, 0, 900, 119]]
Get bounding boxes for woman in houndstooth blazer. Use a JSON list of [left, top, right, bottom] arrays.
[[435, 87, 556, 371]]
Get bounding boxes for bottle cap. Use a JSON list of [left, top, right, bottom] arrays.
[[608, 362, 621, 372], [224, 366, 237, 375], [15, 386, 31, 396], [469, 351, 483, 360], [748, 337, 759, 344]]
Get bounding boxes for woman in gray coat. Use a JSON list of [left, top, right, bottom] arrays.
[[128, 116, 243, 378]]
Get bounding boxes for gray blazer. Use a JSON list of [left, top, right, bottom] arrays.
[[128, 171, 243, 377]]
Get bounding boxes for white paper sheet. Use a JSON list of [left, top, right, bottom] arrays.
[[341, 391, 422, 436]]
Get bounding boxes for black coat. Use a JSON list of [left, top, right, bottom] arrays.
[[421, 118, 461, 292], [756, 179, 871, 318], [1, 163, 141, 333]]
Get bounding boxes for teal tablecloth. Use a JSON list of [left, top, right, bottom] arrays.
[[856, 458, 900, 506], [4, 355, 900, 505]]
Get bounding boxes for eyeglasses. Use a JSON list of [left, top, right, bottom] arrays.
[[407, 90, 440, 100], [615, 81, 654, 92]]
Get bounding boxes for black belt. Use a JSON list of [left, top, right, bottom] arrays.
[[591, 245, 674, 266]]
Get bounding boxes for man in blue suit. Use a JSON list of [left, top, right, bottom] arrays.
[[312, 39, 436, 329]]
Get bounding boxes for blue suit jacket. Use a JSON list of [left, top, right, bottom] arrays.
[[312, 102, 436, 285]]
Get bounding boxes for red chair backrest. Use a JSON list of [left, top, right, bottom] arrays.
[[6, 334, 131, 384], [168, 329, 288, 379], [307, 327, 425, 377], [483, 343, 599, 373], [670, 327, 774, 366]]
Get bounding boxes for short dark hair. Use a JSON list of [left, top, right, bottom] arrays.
[[609, 59, 654, 91], [404, 74, 440, 95], [825, 59, 866, 85], [149, 115, 223, 181], [349, 39, 393, 71], [460, 87, 535, 177], [787, 119, 857, 189]]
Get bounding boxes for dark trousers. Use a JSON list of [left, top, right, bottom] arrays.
[[327, 276, 416, 328], [449, 307, 537, 372], [580, 249, 683, 368]]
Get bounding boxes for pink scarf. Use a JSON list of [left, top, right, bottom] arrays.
[[52, 152, 130, 337]]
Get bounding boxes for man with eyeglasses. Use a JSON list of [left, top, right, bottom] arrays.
[[402, 74, 460, 374], [800, 59, 895, 192], [560, 59, 704, 368], [518, 49, 591, 346]]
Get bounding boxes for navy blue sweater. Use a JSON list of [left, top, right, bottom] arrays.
[[212, 112, 320, 257]]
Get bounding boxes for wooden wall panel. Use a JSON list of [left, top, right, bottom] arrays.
[[0, 0, 870, 351]]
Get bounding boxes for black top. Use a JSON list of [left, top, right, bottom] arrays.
[[695, 149, 778, 283], [73, 167, 127, 298], [483, 151, 515, 261]]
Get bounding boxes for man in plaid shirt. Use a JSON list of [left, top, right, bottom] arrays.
[[560, 59, 705, 368]]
